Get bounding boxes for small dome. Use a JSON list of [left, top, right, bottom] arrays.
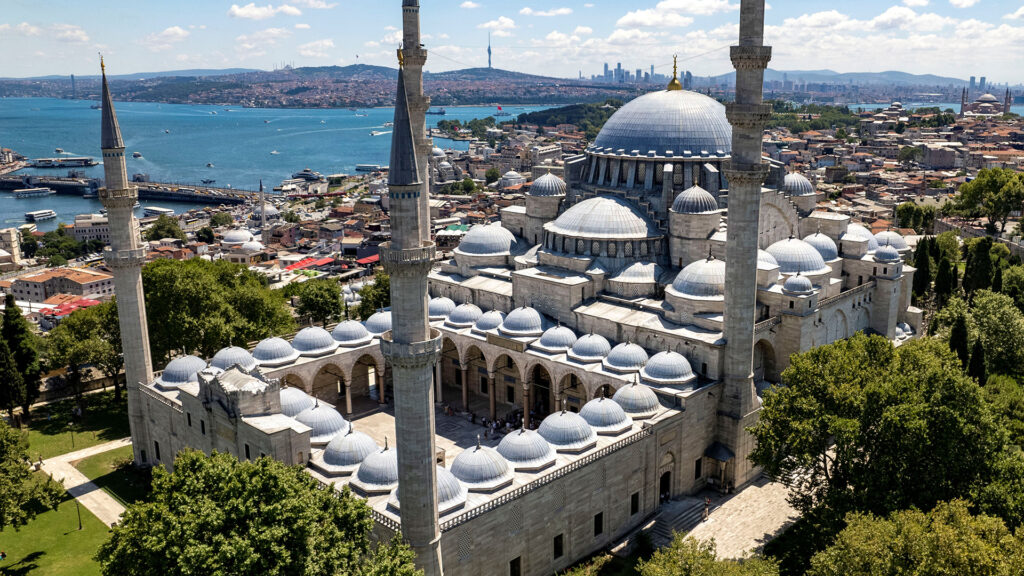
[[292, 326, 338, 356], [323, 429, 379, 468], [842, 224, 880, 252], [783, 173, 815, 196], [569, 333, 612, 363], [438, 161, 452, 169], [222, 228, 254, 245], [354, 447, 399, 492], [610, 262, 662, 284], [450, 444, 514, 490], [432, 146, 446, 157], [435, 466, 468, 513], [499, 307, 544, 337], [332, 320, 372, 346], [156, 355, 207, 389], [239, 240, 264, 253], [603, 342, 649, 373], [874, 230, 908, 251], [874, 244, 901, 263], [474, 310, 506, 332], [758, 249, 779, 270], [210, 346, 257, 372], [538, 410, 598, 453], [457, 223, 517, 256], [295, 403, 349, 445], [252, 337, 299, 366], [545, 196, 660, 241], [279, 386, 315, 418], [766, 237, 828, 274], [803, 233, 839, 262], [428, 297, 456, 319], [671, 185, 719, 214], [534, 325, 577, 352], [579, 397, 632, 435], [671, 257, 726, 298], [783, 274, 815, 295], [257, 202, 280, 218], [364, 310, 392, 335], [446, 303, 483, 328], [641, 351, 695, 385], [497, 428, 557, 471], [529, 173, 567, 197], [503, 170, 522, 179], [612, 382, 661, 418]]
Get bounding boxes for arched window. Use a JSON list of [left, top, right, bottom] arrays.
[[609, 242, 618, 257]]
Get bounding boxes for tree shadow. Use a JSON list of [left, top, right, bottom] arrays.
[[0, 550, 45, 576], [27, 391, 130, 442]]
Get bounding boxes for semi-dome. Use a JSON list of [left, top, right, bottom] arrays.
[[591, 90, 731, 158], [221, 228, 254, 245], [766, 237, 829, 274], [671, 256, 726, 298], [353, 446, 399, 493], [603, 342, 649, 372], [612, 381, 661, 418], [758, 249, 779, 269], [279, 386, 315, 418], [428, 297, 456, 319], [446, 303, 483, 328], [545, 196, 660, 240], [874, 230, 908, 251], [610, 262, 662, 284], [842, 224, 880, 251], [332, 320, 372, 346], [252, 337, 299, 367], [364, 310, 392, 335], [782, 273, 815, 295], [671, 185, 719, 214], [457, 223, 517, 255], [210, 346, 257, 372], [569, 333, 612, 362], [499, 306, 544, 337], [156, 355, 207, 389], [529, 173, 567, 197], [538, 410, 598, 453], [579, 396, 632, 435], [803, 232, 839, 262], [473, 310, 505, 332], [534, 325, 577, 352], [239, 240, 265, 253], [323, 428, 379, 469], [874, 244, 901, 262], [292, 326, 338, 356], [450, 444, 514, 491], [640, 351, 695, 385], [783, 173, 815, 197], [497, 428, 557, 471], [295, 403, 349, 445]]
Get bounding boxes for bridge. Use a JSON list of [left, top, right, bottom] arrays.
[[0, 174, 270, 206]]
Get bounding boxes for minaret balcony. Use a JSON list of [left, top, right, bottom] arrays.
[[730, 45, 772, 71], [726, 103, 773, 130], [99, 186, 139, 206], [104, 247, 147, 269], [379, 241, 436, 269], [380, 328, 442, 369]]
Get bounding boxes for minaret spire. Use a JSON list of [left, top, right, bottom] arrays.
[[100, 57, 124, 150]]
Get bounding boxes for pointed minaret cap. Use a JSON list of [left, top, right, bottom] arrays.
[[100, 56, 124, 150], [388, 60, 421, 187]]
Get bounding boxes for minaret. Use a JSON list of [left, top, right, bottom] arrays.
[[259, 180, 268, 245], [487, 32, 492, 69], [960, 87, 967, 118], [380, 11, 444, 575], [1006, 88, 1013, 116], [98, 58, 155, 465], [721, 0, 771, 485], [401, 0, 432, 244]]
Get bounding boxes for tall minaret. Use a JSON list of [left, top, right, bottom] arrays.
[[99, 58, 155, 465], [960, 87, 968, 119], [259, 180, 268, 245], [401, 0, 432, 244], [721, 0, 771, 485], [380, 7, 444, 574], [1006, 88, 1013, 116]]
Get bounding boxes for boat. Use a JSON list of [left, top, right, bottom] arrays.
[[270, 150, 280, 155], [55, 147, 64, 154], [355, 164, 381, 172], [370, 130, 390, 136], [201, 179, 216, 185], [14, 187, 56, 199], [354, 113, 368, 117], [210, 111, 217, 115], [30, 156, 98, 168], [320, 120, 326, 124], [382, 121, 394, 127], [264, 120, 270, 124], [133, 201, 141, 209], [25, 209, 57, 222], [206, 162, 215, 168], [144, 206, 175, 218], [82, 191, 98, 199], [164, 129, 170, 133], [425, 107, 446, 115], [132, 152, 143, 158], [494, 105, 511, 117], [90, 104, 101, 110]]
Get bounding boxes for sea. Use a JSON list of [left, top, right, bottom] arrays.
[[0, 98, 553, 231]]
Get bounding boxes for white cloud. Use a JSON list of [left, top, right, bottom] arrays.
[[298, 38, 333, 57], [584, 3, 594, 7], [294, 23, 310, 29], [520, 7, 572, 17], [145, 25, 190, 52], [478, 16, 516, 37], [227, 3, 301, 20], [1006, 6, 1024, 19], [949, 0, 979, 7], [0, 22, 41, 36], [460, 1, 480, 8], [52, 24, 89, 43], [649, 0, 739, 16], [292, 0, 336, 8], [617, 10, 694, 28], [382, 30, 402, 44], [903, 0, 929, 6], [574, 26, 593, 35]]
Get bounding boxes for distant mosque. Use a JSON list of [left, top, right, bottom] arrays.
[[960, 88, 1013, 117]]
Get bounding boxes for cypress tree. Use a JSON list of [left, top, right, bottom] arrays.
[[913, 249, 932, 298], [2, 294, 41, 416], [992, 266, 1003, 293], [935, 257, 955, 306], [965, 238, 994, 295], [913, 237, 930, 268], [0, 336, 25, 419], [949, 314, 970, 368], [968, 338, 987, 383]]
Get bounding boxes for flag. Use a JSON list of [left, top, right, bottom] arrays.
[[497, 106, 503, 111]]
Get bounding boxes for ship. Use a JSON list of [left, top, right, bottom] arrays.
[[370, 130, 390, 136], [144, 206, 175, 218], [14, 187, 56, 199], [355, 164, 381, 172], [206, 162, 215, 168], [270, 150, 280, 155], [30, 156, 98, 168], [55, 147, 64, 154], [25, 209, 57, 221], [494, 105, 511, 117], [382, 121, 394, 127], [132, 151, 143, 158], [426, 107, 446, 115], [201, 179, 216, 185], [164, 129, 170, 133]]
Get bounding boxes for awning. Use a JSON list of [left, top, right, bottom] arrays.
[[356, 254, 379, 265], [704, 442, 735, 462]]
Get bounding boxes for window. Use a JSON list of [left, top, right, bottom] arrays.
[[480, 377, 489, 395], [245, 444, 250, 460], [509, 557, 521, 576], [506, 385, 515, 403], [789, 301, 794, 309], [701, 362, 707, 375], [694, 457, 703, 480], [154, 441, 161, 461], [140, 450, 147, 463], [594, 512, 604, 537], [858, 275, 863, 285], [201, 420, 206, 435], [506, 357, 513, 369], [553, 534, 564, 559], [883, 267, 887, 275], [630, 492, 640, 516], [187, 413, 192, 427]]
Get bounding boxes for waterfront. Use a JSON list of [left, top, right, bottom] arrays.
[[0, 98, 553, 230]]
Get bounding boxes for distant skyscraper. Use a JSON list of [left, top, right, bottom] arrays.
[[684, 71, 693, 90], [650, 64, 655, 80], [70, 74, 76, 100], [604, 62, 609, 75], [636, 68, 642, 83], [980, 76, 987, 92], [487, 32, 492, 69], [970, 76, 976, 91]]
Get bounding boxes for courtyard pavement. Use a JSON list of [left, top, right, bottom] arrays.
[[686, 476, 799, 559], [38, 437, 131, 528]]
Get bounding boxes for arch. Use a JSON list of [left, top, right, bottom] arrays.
[[311, 362, 345, 406], [349, 354, 381, 406], [557, 372, 586, 413], [834, 309, 850, 342], [490, 352, 523, 410], [593, 383, 615, 400], [281, 373, 306, 393], [758, 192, 801, 250], [658, 451, 676, 502], [438, 337, 461, 402], [527, 363, 554, 420], [753, 339, 778, 383]]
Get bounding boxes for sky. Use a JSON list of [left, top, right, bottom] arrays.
[[2, 1, 1023, 84]]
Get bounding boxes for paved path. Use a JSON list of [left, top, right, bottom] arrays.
[[686, 477, 798, 559], [39, 437, 131, 528]]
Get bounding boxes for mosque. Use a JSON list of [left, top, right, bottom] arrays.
[[100, 2, 919, 575], [960, 88, 1013, 117]]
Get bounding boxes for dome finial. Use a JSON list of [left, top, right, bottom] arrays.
[[561, 398, 567, 414], [667, 54, 682, 91], [476, 434, 481, 449], [707, 246, 714, 261], [384, 436, 389, 450]]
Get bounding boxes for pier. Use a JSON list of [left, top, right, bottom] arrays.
[[0, 174, 266, 205]]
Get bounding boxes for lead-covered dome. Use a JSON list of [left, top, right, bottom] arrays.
[[529, 172, 567, 197], [783, 273, 815, 295], [364, 310, 392, 335], [766, 237, 829, 274], [641, 351, 695, 386], [783, 173, 815, 196], [450, 444, 514, 491], [210, 346, 257, 372], [457, 223, 516, 255], [758, 249, 780, 270], [221, 228, 254, 246], [156, 355, 207, 390], [353, 446, 399, 494], [446, 303, 483, 328], [874, 244, 901, 262], [295, 403, 350, 445], [569, 333, 612, 363], [428, 297, 456, 320], [499, 307, 544, 337], [497, 428, 557, 471], [612, 381, 661, 419], [874, 230, 908, 251], [671, 257, 726, 298], [252, 337, 299, 367], [803, 232, 839, 262], [473, 310, 505, 332], [591, 90, 731, 157], [279, 386, 315, 418], [580, 396, 632, 435], [391, 466, 468, 515], [842, 224, 880, 251], [603, 342, 649, 373], [545, 196, 660, 240], [323, 428, 379, 470], [332, 320, 372, 346], [292, 326, 338, 356], [538, 410, 598, 453], [671, 185, 719, 214], [534, 325, 577, 352]]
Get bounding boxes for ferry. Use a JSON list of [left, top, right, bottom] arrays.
[[164, 129, 170, 133], [382, 121, 394, 127], [55, 147, 64, 154], [425, 107, 446, 115], [14, 187, 56, 199], [144, 206, 175, 218], [132, 152, 143, 158], [25, 209, 57, 222], [30, 156, 98, 168], [355, 164, 381, 172], [270, 150, 280, 155], [494, 105, 511, 117], [370, 130, 390, 136]]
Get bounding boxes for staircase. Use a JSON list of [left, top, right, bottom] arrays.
[[645, 497, 707, 548]]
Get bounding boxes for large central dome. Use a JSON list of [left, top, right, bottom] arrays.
[[591, 90, 732, 157]]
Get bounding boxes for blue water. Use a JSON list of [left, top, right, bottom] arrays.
[[842, 101, 1024, 115], [0, 98, 552, 230]]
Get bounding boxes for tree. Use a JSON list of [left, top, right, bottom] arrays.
[[992, 265, 1004, 293], [144, 214, 186, 242], [195, 226, 215, 244], [296, 278, 342, 326], [96, 450, 418, 576], [807, 501, 1024, 576], [895, 202, 920, 230], [912, 245, 932, 299], [47, 301, 125, 402], [209, 212, 234, 227], [970, 291, 1024, 379], [982, 375, 1024, 449], [1003, 265, 1024, 311], [355, 272, 391, 320], [19, 228, 38, 258], [0, 419, 62, 529], [461, 178, 476, 194], [897, 146, 920, 166], [934, 256, 956, 306], [3, 294, 42, 416], [964, 237, 994, 295], [0, 336, 25, 419], [968, 337, 987, 383], [485, 167, 500, 185], [283, 210, 301, 223], [955, 168, 1024, 232], [637, 533, 779, 576], [949, 313, 970, 368]]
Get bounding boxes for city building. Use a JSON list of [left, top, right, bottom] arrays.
[[9, 267, 115, 303], [69, 213, 111, 244]]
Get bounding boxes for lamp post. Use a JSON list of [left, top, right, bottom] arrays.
[[74, 498, 83, 531], [67, 422, 75, 450]]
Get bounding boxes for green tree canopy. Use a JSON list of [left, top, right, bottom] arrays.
[[296, 278, 342, 327], [954, 168, 1024, 232], [0, 419, 62, 529], [0, 335, 25, 418], [484, 167, 500, 185], [209, 212, 234, 227], [96, 450, 419, 576], [970, 291, 1024, 379], [195, 226, 215, 244], [354, 272, 391, 321], [2, 294, 43, 415], [898, 146, 922, 166], [1003, 265, 1024, 311], [637, 533, 779, 576], [46, 301, 124, 401], [144, 214, 186, 242]]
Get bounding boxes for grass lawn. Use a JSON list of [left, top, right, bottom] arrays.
[[73, 445, 152, 507], [22, 391, 130, 461], [0, 477, 108, 576]]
